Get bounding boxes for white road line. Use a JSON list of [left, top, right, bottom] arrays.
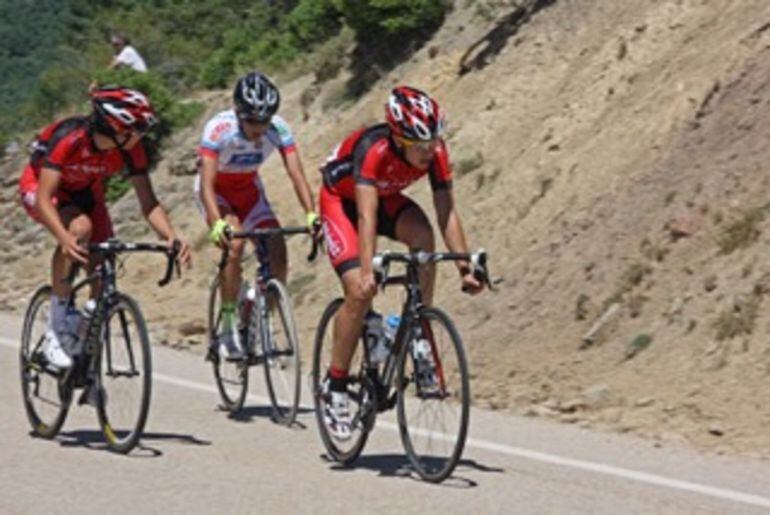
[[4, 336, 770, 509]]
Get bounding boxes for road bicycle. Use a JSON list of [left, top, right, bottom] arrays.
[[207, 226, 319, 425], [312, 249, 493, 482], [20, 239, 179, 453]]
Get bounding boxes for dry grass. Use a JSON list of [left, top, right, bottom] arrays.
[[713, 294, 761, 341]]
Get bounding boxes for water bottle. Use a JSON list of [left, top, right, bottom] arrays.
[[383, 314, 400, 352], [364, 311, 386, 364], [76, 299, 97, 345], [239, 286, 256, 330]]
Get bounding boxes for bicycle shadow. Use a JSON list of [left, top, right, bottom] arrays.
[[322, 453, 504, 488], [225, 405, 313, 429], [50, 429, 210, 457]]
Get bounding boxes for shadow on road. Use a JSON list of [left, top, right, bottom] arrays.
[[225, 404, 312, 430], [323, 453, 504, 487], [49, 429, 210, 456]]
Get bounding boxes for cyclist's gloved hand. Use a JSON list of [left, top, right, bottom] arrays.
[[306, 211, 321, 234], [209, 219, 232, 247]]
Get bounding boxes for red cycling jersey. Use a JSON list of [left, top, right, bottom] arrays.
[[18, 117, 148, 242], [319, 124, 453, 274], [320, 124, 452, 199]]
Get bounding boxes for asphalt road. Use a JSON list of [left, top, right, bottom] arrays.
[[1, 312, 770, 514]]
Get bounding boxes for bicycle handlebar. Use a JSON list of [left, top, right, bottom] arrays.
[[87, 239, 181, 287], [372, 249, 496, 291], [218, 225, 322, 271]]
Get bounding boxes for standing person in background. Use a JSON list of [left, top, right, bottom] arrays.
[[110, 33, 147, 73]]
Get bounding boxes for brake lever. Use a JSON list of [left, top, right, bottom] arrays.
[[372, 253, 389, 290], [307, 225, 323, 263], [158, 240, 181, 287]]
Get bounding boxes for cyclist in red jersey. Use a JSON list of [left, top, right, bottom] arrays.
[[318, 86, 484, 440], [18, 87, 192, 369]]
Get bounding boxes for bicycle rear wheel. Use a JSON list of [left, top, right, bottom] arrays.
[[262, 279, 301, 426], [208, 275, 248, 413], [95, 293, 152, 454], [20, 286, 71, 439], [312, 298, 375, 464], [397, 307, 470, 483]]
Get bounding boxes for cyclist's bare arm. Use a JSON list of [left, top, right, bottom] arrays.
[[199, 154, 223, 226], [37, 167, 88, 263], [432, 188, 482, 292], [130, 174, 191, 265], [282, 149, 315, 215]]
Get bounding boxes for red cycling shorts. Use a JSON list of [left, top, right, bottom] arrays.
[[19, 165, 114, 243], [319, 185, 418, 275]]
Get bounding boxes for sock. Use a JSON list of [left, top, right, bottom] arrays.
[[329, 366, 349, 393], [50, 295, 68, 333], [221, 301, 237, 332]]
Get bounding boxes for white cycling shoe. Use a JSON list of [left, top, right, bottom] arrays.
[[43, 330, 73, 369], [324, 391, 353, 442], [218, 330, 244, 361]]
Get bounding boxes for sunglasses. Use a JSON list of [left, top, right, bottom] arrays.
[[395, 135, 439, 152], [237, 114, 271, 126]]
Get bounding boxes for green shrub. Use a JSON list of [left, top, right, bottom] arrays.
[[286, 0, 341, 45], [333, 0, 450, 39], [104, 174, 133, 204]]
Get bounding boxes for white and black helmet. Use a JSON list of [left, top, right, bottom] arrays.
[[233, 71, 280, 123]]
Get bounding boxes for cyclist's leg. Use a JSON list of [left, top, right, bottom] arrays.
[[320, 187, 373, 375], [48, 204, 92, 366], [242, 178, 285, 283], [333, 268, 374, 369], [390, 195, 437, 306], [220, 208, 244, 305]]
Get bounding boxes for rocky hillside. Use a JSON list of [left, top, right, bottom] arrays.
[[3, 0, 770, 457]]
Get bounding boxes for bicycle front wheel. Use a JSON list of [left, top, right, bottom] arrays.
[[20, 285, 71, 439], [311, 298, 375, 464], [397, 306, 470, 483], [208, 274, 248, 413], [95, 293, 152, 454], [262, 279, 301, 426]]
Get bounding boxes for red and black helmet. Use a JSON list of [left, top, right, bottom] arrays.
[[385, 86, 445, 141], [91, 87, 157, 135]]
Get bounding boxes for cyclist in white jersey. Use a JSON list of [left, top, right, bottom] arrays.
[[195, 71, 317, 360]]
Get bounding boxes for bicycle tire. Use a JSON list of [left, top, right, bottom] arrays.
[[19, 285, 71, 439], [208, 274, 249, 413], [262, 279, 301, 426], [311, 298, 375, 464], [397, 306, 470, 483], [95, 293, 152, 454]]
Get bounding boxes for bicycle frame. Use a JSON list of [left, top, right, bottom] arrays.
[[63, 257, 119, 387], [62, 240, 178, 387], [362, 250, 494, 409], [375, 265, 422, 396], [219, 226, 316, 363]]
